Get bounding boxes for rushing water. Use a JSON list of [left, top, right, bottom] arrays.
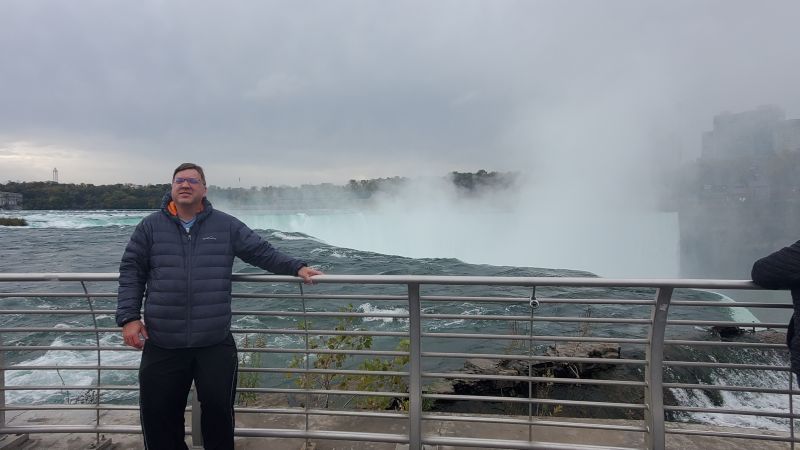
[[0, 209, 793, 431]]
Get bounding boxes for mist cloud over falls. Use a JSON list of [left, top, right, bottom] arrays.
[[231, 174, 679, 278]]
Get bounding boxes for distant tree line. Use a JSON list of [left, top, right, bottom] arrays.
[[449, 169, 518, 194], [1, 170, 519, 210], [0, 181, 170, 209]]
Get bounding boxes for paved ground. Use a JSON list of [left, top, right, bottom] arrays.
[[1, 408, 795, 449]]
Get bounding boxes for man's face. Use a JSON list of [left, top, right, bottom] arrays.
[[171, 168, 207, 207]]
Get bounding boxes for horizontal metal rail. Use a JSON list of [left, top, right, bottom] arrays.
[[423, 333, 650, 344], [422, 435, 635, 450], [0, 404, 140, 411], [423, 372, 646, 387], [238, 328, 409, 337], [422, 394, 646, 409], [664, 427, 795, 442], [671, 300, 790, 308], [662, 405, 799, 418], [238, 387, 409, 398], [237, 407, 408, 419], [422, 413, 648, 432], [3, 385, 139, 391], [664, 360, 791, 371], [422, 351, 646, 364], [664, 339, 786, 348], [4, 365, 137, 371], [234, 310, 409, 318], [423, 313, 653, 324], [0, 273, 793, 449], [0, 273, 758, 287], [249, 367, 408, 377]]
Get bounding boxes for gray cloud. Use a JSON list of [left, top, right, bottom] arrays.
[[1, 0, 799, 188]]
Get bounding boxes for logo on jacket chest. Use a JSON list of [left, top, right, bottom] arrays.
[[201, 235, 218, 241]]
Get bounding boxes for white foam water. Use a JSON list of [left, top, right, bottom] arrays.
[[357, 303, 409, 324], [5, 334, 140, 405], [4, 210, 149, 229], [694, 289, 764, 326], [669, 352, 795, 431]]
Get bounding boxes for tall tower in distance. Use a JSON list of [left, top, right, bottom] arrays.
[[52, 168, 59, 183]]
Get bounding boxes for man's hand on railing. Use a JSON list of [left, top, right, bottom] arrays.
[[298, 266, 324, 284], [122, 320, 149, 349]]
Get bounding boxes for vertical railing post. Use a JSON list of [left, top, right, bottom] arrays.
[[80, 281, 101, 445], [407, 283, 422, 449], [527, 287, 539, 442], [191, 384, 202, 447], [0, 331, 5, 429], [299, 282, 311, 447], [790, 371, 795, 450], [645, 287, 672, 450]]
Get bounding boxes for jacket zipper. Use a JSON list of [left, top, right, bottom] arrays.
[[185, 227, 193, 346]]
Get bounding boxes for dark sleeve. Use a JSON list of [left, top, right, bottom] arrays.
[[116, 221, 151, 326], [751, 240, 800, 289], [232, 218, 306, 276]]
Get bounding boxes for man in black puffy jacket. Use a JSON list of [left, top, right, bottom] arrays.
[[751, 240, 800, 383], [116, 162, 322, 450]]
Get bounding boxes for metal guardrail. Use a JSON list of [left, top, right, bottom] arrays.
[[0, 273, 795, 449]]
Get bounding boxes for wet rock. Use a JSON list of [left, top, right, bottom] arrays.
[[464, 358, 518, 376], [754, 328, 786, 344], [710, 325, 744, 338], [430, 342, 621, 397]]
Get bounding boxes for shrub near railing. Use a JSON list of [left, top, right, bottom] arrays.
[[237, 333, 268, 407], [286, 305, 411, 410]]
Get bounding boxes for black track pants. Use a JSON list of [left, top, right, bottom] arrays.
[[139, 334, 239, 450]]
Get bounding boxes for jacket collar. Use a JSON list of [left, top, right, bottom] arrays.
[[160, 192, 212, 223]]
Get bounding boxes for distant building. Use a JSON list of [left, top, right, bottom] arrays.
[[701, 105, 800, 160], [680, 106, 800, 278], [0, 192, 23, 210], [777, 118, 800, 154]]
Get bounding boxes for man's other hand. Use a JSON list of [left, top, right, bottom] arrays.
[[122, 320, 149, 349], [298, 266, 324, 284]]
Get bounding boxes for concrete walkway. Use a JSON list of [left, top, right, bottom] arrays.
[[0, 409, 795, 449]]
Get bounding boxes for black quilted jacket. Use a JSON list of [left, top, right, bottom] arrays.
[[116, 194, 306, 348], [751, 240, 800, 378]]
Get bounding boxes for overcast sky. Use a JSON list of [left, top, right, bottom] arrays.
[[1, 0, 799, 187]]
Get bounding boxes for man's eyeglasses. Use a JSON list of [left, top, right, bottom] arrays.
[[173, 177, 203, 185]]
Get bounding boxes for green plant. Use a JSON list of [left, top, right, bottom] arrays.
[[287, 305, 372, 408], [72, 389, 98, 405], [534, 366, 559, 416], [287, 305, 410, 410], [352, 339, 410, 410], [237, 333, 267, 406]]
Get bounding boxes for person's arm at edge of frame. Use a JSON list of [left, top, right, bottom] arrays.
[[751, 239, 800, 289], [232, 218, 324, 284], [116, 222, 151, 349]]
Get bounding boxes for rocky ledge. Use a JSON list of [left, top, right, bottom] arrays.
[[429, 342, 620, 396], [426, 329, 788, 419]]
